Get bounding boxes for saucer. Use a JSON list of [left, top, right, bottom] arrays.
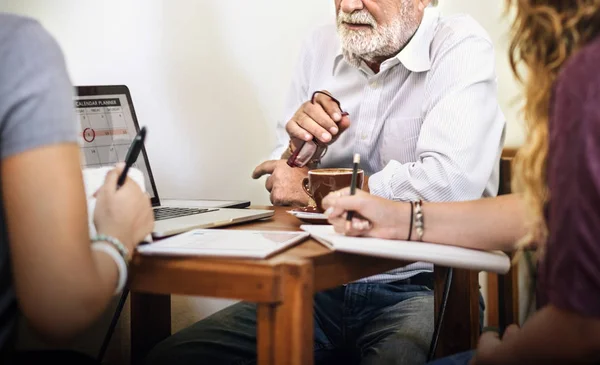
[[293, 206, 322, 214], [287, 207, 329, 225]]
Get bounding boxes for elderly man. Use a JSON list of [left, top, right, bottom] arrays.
[[146, 0, 505, 364]]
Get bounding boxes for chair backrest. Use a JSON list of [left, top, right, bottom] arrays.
[[498, 157, 513, 196], [494, 153, 519, 331]]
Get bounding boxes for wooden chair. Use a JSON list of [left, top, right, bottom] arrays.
[[486, 152, 520, 331], [433, 267, 480, 358], [431, 149, 520, 358]]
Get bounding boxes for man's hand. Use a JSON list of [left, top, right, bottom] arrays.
[[252, 160, 310, 206], [286, 90, 351, 145]]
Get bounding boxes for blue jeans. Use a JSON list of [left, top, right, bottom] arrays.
[[426, 351, 475, 365], [146, 277, 436, 365]]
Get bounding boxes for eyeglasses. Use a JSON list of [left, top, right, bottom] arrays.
[[286, 91, 348, 168]]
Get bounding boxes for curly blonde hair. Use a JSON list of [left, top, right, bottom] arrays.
[[508, 0, 600, 249]]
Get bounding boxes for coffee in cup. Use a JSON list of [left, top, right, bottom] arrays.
[[302, 168, 364, 212]]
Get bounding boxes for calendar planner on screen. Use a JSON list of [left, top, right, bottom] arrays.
[[74, 93, 154, 199]]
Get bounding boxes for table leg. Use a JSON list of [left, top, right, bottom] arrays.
[[256, 260, 314, 365], [131, 292, 171, 365], [434, 267, 480, 359]]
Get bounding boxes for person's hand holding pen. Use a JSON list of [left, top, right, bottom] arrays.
[[93, 127, 154, 259], [323, 188, 412, 240], [93, 165, 154, 260]]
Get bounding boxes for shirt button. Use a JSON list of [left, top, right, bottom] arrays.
[[361, 133, 368, 140], [370, 81, 378, 89]]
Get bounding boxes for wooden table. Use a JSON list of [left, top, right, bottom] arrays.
[[129, 206, 479, 365]]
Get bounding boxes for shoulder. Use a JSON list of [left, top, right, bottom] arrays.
[[435, 12, 492, 44], [0, 12, 38, 35], [0, 13, 76, 158], [427, 12, 495, 79], [431, 12, 493, 55], [0, 12, 66, 77], [554, 36, 600, 102], [0, 12, 54, 50], [552, 36, 600, 132], [550, 36, 600, 159]]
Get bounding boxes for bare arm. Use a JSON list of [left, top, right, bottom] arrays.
[[4, 144, 121, 343], [322, 190, 527, 252], [419, 193, 527, 251]]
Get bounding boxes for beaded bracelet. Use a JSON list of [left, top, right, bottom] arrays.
[[92, 234, 129, 262], [413, 200, 425, 241]]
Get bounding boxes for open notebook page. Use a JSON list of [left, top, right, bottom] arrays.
[[301, 225, 511, 274], [137, 229, 309, 259]]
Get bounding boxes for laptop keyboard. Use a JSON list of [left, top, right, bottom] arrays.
[[153, 207, 218, 221]]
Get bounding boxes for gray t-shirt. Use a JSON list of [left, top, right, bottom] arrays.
[[0, 13, 78, 352]]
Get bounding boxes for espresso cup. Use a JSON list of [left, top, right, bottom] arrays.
[[302, 168, 364, 212]]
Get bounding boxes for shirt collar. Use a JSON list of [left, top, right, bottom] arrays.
[[333, 6, 440, 75]]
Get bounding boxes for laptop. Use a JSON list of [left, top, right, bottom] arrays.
[[74, 85, 274, 238]]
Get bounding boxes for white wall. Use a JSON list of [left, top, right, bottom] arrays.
[[2, 0, 334, 208], [1, 0, 526, 361]]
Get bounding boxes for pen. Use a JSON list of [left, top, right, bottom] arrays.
[[117, 126, 147, 188], [346, 153, 360, 222]]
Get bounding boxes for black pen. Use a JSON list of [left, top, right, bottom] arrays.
[[117, 126, 147, 188], [346, 153, 360, 222]]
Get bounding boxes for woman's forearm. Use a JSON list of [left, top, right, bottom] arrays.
[[416, 194, 527, 251], [3, 145, 120, 343], [35, 250, 120, 343]]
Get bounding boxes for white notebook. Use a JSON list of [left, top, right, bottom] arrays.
[[137, 229, 310, 259], [301, 225, 511, 274]]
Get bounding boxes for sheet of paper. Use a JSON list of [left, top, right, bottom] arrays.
[[137, 229, 310, 259], [301, 225, 511, 274]]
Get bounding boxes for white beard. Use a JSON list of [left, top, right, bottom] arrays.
[[336, 5, 418, 68]]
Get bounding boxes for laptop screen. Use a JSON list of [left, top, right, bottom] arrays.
[[74, 85, 160, 205]]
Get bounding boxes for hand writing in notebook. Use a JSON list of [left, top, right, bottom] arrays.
[[85, 165, 154, 259], [83, 165, 149, 240], [323, 188, 411, 240]]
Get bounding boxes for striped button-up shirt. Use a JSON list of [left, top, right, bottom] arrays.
[[271, 7, 506, 282]]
